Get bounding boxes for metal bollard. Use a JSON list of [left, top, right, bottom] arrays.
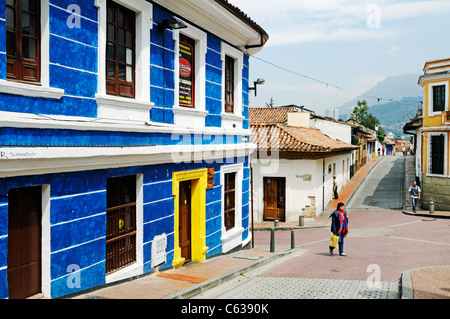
[[274, 219, 279, 227], [270, 228, 275, 252], [429, 201, 434, 214], [299, 215, 304, 227], [291, 230, 295, 249]]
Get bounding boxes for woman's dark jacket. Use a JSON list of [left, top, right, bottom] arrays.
[[329, 210, 349, 236]]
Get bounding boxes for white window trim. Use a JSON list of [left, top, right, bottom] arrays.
[[427, 131, 448, 177], [220, 163, 244, 253], [173, 20, 207, 128], [0, 0, 64, 99], [95, 0, 154, 122], [221, 42, 244, 129], [41, 184, 51, 298], [428, 80, 448, 118]]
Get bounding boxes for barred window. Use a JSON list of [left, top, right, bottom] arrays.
[[224, 172, 236, 231], [432, 85, 445, 112]]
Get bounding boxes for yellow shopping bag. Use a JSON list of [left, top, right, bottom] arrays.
[[329, 234, 339, 248]]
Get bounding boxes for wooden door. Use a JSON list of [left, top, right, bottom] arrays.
[[8, 186, 42, 299], [179, 181, 192, 263], [263, 177, 285, 221]]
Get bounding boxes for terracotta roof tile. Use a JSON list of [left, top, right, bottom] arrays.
[[250, 123, 358, 153], [249, 106, 302, 124]]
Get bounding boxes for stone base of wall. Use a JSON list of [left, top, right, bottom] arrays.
[[422, 175, 450, 211]]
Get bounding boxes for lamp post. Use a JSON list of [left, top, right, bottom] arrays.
[[248, 78, 265, 97]]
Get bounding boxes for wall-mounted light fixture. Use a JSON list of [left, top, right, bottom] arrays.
[[248, 78, 265, 96], [158, 16, 188, 32]]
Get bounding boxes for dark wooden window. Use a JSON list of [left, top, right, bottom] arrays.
[[225, 56, 235, 113], [224, 172, 236, 231], [179, 34, 195, 108], [432, 85, 446, 112], [106, 175, 136, 274], [106, 1, 135, 98], [431, 135, 444, 175], [6, 0, 41, 83]]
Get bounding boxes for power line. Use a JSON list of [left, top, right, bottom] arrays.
[[251, 55, 421, 106]]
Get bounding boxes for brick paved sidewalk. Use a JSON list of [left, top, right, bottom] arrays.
[[69, 247, 292, 299]]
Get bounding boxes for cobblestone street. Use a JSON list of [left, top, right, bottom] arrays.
[[194, 156, 450, 299]]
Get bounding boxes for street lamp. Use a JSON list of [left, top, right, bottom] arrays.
[[158, 16, 188, 32], [249, 78, 265, 97]]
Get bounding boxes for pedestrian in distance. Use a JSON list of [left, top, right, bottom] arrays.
[[408, 180, 421, 213], [333, 175, 338, 199], [329, 202, 349, 256]]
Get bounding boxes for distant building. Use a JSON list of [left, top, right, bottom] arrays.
[[325, 107, 340, 121], [406, 57, 450, 210], [249, 106, 357, 222]]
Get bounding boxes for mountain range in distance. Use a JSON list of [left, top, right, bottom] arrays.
[[337, 74, 423, 137]]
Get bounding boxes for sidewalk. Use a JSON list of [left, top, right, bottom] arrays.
[[69, 247, 297, 299], [400, 154, 450, 299]]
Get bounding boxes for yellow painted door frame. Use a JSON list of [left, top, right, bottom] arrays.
[[172, 168, 209, 269]]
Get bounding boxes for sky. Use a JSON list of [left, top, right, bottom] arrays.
[[228, 0, 450, 115]]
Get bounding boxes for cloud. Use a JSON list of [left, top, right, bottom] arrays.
[[228, 0, 450, 46], [381, 1, 450, 21], [387, 45, 401, 56]]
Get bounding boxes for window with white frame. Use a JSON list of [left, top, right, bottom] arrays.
[[220, 42, 243, 128], [220, 163, 243, 253], [173, 20, 207, 127], [95, 0, 153, 121], [0, 0, 64, 99], [428, 81, 449, 117]]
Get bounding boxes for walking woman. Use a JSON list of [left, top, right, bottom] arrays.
[[329, 202, 349, 256]]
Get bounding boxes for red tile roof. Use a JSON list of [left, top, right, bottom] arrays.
[[249, 106, 303, 124], [250, 123, 358, 153]]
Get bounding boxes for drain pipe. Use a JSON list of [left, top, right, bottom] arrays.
[[322, 158, 325, 211], [250, 149, 255, 249]]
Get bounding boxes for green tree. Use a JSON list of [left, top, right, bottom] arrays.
[[350, 100, 386, 142], [265, 97, 275, 107]]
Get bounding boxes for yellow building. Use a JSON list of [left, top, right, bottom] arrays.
[[417, 57, 450, 210]]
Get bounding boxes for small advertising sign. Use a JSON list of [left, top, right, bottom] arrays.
[[179, 36, 194, 107]]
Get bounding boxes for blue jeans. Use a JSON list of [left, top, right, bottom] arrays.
[[411, 197, 418, 211], [338, 233, 344, 254]]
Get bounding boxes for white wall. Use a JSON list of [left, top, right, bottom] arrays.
[[251, 152, 351, 222], [311, 119, 352, 144]]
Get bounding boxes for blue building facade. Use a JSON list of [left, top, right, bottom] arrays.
[[0, 0, 268, 298]]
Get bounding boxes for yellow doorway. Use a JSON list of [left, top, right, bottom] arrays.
[[172, 168, 208, 269]]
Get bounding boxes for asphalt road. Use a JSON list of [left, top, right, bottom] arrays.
[[194, 156, 450, 299], [347, 156, 404, 210]]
